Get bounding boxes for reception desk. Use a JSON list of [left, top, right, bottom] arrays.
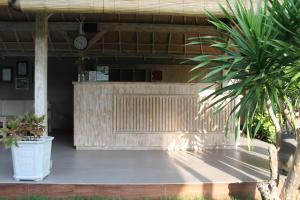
[[73, 82, 236, 150]]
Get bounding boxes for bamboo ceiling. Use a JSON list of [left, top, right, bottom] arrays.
[[0, 6, 221, 59], [0, 0, 259, 17]]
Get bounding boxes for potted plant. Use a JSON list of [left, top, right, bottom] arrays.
[[0, 113, 54, 181]]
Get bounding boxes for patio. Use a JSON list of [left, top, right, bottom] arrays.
[[0, 133, 270, 199]]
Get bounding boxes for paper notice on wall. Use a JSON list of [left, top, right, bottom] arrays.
[[96, 66, 109, 81], [88, 71, 97, 81]]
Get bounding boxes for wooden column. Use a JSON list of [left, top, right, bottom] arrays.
[[34, 13, 48, 135]]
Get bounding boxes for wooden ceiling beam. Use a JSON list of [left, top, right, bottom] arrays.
[[152, 32, 155, 54], [0, 22, 216, 34], [6, 7, 14, 20], [14, 31, 24, 51], [81, 30, 108, 55], [0, 50, 192, 60], [184, 33, 187, 55], [0, 41, 200, 53], [48, 32, 55, 51], [59, 31, 73, 49], [105, 23, 216, 33], [0, 34, 8, 51], [118, 31, 122, 53], [102, 37, 104, 53], [167, 33, 172, 53], [136, 32, 139, 54], [168, 16, 174, 54]]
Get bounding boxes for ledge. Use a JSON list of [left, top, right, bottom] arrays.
[[72, 81, 212, 87]]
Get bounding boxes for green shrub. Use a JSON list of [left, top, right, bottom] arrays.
[[251, 112, 276, 144]]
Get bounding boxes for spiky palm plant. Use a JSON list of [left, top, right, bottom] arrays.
[[189, 0, 300, 199]]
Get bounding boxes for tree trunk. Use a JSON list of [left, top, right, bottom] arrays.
[[266, 100, 282, 149], [282, 130, 300, 200], [257, 145, 280, 200]]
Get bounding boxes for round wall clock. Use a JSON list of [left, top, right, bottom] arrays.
[[74, 35, 88, 50]]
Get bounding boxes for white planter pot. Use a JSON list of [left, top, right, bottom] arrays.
[[11, 136, 54, 181]]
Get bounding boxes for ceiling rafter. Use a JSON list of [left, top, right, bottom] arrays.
[[24, 13, 31, 21], [136, 32, 139, 54], [0, 50, 191, 60], [184, 33, 187, 55], [48, 31, 55, 50], [152, 15, 155, 54], [0, 41, 202, 54], [81, 30, 108, 55], [118, 31, 122, 53], [59, 31, 73, 49], [6, 7, 13, 20], [5, 9, 25, 52], [14, 31, 24, 51], [199, 33, 203, 54], [24, 12, 35, 42], [168, 16, 174, 54], [152, 32, 155, 54], [0, 21, 216, 34], [0, 20, 214, 58], [102, 37, 104, 53], [0, 34, 8, 51]]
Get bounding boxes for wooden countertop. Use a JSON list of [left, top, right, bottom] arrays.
[[72, 81, 212, 86]]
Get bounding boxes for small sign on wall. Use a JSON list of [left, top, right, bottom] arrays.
[[16, 78, 29, 90], [1, 67, 13, 82], [16, 61, 28, 77], [97, 66, 109, 81]]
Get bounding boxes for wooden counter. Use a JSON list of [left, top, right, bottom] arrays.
[[73, 82, 236, 150]]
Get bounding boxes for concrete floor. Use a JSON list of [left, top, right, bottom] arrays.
[[0, 133, 270, 184]]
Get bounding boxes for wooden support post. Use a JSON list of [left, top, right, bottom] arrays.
[[34, 13, 48, 135]]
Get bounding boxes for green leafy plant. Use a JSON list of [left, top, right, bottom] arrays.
[[188, 0, 300, 198], [251, 111, 276, 144], [0, 113, 45, 148], [188, 0, 300, 143]]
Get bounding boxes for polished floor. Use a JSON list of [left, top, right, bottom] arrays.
[[0, 133, 270, 184]]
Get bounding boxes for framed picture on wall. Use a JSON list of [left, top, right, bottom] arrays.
[[1, 67, 13, 82], [151, 70, 162, 82], [16, 78, 29, 90], [17, 61, 28, 76]]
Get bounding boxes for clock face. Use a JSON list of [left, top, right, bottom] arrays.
[[74, 35, 88, 50]]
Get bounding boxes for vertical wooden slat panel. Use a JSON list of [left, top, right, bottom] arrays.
[[137, 96, 139, 132], [184, 97, 188, 131], [159, 96, 163, 132], [111, 94, 236, 134], [175, 97, 178, 132], [156, 97, 159, 132], [125, 96, 128, 131], [141, 96, 144, 132], [169, 97, 171, 131], [171, 97, 175, 132], [166, 97, 169, 132], [133, 96, 135, 132], [119, 95, 122, 131], [131, 95, 134, 131], [193, 98, 197, 131], [149, 95, 152, 132], [146, 96, 149, 132], [113, 95, 117, 132]]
